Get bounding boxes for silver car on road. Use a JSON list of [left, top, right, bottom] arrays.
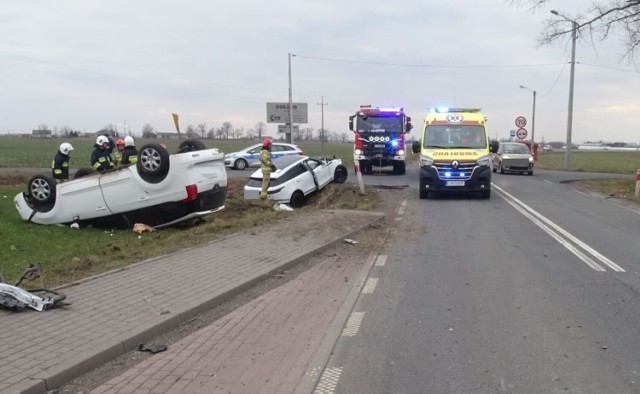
[[492, 142, 534, 175]]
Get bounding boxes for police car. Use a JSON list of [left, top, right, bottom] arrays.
[[224, 142, 304, 170]]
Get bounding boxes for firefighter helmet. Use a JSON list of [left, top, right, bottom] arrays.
[[59, 142, 74, 155]]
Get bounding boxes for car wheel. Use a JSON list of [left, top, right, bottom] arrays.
[[137, 143, 170, 183], [394, 161, 406, 175], [419, 189, 429, 199], [289, 190, 305, 208], [480, 189, 491, 199], [528, 170, 534, 176], [28, 174, 56, 205], [333, 165, 348, 183], [235, 159, 248, 170], [498, 162, 504, 174], [73, 167, 97, 179], [177, 139, 206, 153]]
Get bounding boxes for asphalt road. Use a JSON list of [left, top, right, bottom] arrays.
[[318, 165, 640, 393]]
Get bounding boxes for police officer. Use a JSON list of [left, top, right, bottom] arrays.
[[91, 135, 114, 172], [260, 138, 276, 199], [52, 142, 73, 182], [121, 136, 138, 165]]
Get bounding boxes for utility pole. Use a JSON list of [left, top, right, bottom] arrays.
[[317, 96, 328, 156], [288, 53, 294, 144]]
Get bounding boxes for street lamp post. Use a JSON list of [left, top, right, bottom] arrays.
[[519, 85, 536, 150], [288, 53, 294, 144], [551, 10, 578, 169]]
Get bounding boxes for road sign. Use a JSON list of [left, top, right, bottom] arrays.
[[516, 128, 528, 140], [510, 129, 516, 137], [277, 124, 299, 133], [515, 116, 527, 128], [266, 102, 308, 124]]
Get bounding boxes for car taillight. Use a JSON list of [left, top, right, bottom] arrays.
[[181, 184, 198, 202], [298, 151, 304, 155]]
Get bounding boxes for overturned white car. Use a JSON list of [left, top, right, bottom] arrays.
[[14, 140, 228, 228], [244, 155, 348, 207]]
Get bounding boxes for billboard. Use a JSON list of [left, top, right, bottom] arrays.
[[266, 102, 308, 124]]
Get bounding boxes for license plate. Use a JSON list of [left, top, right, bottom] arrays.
[[374, 144, 385, 148], [446, 180, 465, 187]]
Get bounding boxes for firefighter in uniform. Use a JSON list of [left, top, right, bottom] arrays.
[[52, 142, 73, 182], [121, 136, 138, 165], [114, 138, 125, 166], [91, 135, 114, 172], [260, 138, 276, 199]]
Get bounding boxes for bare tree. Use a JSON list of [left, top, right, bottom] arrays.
[[197, 123, 207, 139], [215, 127, 225, 139], [60, 126, 73, 137], [222, 122, 233, 139], [246, 128, 255, 140], [186, 124, 197, 138], [142, 123, 156, 138], [512, 0, 640, 62], [207, 127, 216, 139], [36, 123, 48, 131]]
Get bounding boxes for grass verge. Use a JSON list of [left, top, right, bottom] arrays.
[[0, 174, 380, 289]]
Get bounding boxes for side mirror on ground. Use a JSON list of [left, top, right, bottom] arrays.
[[411, 141, 420, 154]]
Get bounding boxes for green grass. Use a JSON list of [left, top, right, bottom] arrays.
[[536, 151, 640, 174], [0, 136, 357, 170]]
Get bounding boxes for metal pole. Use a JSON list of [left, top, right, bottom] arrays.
[[564, 21, 577, 169], [288, 53, 294, 144], [531, 90, 536, 146], [317, 96, 328, 156]]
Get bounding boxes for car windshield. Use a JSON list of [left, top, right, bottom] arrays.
[[423, 125, 486, 149], [356, 115, 403, 133], [273, 155, 304, 168], [504, 144, 530, 154]]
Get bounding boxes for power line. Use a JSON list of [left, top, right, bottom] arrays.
[[294, 54, 566, 69]]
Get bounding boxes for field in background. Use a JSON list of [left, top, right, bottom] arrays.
[[0, 136, 356, 169], [536, 151, 640, 174]]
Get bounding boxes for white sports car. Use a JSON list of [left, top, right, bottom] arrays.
[[14, 140, 228, 228], [243, 155, 348, 207]]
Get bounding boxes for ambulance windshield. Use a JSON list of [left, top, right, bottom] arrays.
[[424, 125, 486, 149]]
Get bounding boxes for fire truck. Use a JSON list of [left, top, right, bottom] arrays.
[[349, 105, 413, 175]]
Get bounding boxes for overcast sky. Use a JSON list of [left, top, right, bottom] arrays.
[[2, 0, 639, 143]]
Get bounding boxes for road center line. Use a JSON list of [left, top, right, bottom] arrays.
[[493, 184, 624, 272]]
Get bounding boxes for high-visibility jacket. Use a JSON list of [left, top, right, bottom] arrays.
[[91, 146, 114, 172], [260, 148, 273, 173], [51, 151, 70, 180], [114, 150, 123, 166], [121, 147, 138, 165]]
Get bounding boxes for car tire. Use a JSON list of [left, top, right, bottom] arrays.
[[528, 170, 534, 176], [289, 190, 305, 208], [177, 139, 206, 153], [499, 162, 504, 174], [480, 189, 491, 199], [419, 189, 429, 199], [27, 174, 56, 206], [137, 143, 170, 184], [73, 167, 97, 179], [393, 161, 406, 175], [333, 165, 348, 183], [235, 159, 248, 170]]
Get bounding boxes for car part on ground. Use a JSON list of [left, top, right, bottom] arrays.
[[0, 264, 68, 312]]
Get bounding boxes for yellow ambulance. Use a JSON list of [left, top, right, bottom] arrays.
[[411, 107, 493, 199]]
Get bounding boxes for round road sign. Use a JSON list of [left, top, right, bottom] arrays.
[[516, 128, 528, 140], [515, 116, 527, 128]]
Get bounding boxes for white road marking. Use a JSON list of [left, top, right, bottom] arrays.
[[398, 200, 407, 215], [544, 180, 555, 185], [341, 312, 364, 337], [374, 255, 387, 267], [362, 277, 378, 294], [314, 367, 343, 393], [494, 184, 624, 272]]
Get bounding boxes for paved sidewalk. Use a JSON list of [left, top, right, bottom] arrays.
[[0, 209, 385, 394]]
